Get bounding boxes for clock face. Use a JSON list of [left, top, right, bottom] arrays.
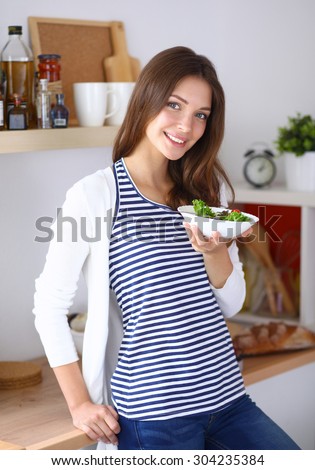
[[243, 155, 276, 187]]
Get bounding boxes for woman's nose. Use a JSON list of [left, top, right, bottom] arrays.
[[177, 113, 192, 132]]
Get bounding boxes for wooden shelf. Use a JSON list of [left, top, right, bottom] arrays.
[[0, 126, 119, 154], [234, 182, 315, 208]]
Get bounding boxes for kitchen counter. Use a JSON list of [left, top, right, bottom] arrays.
[[1, 350, 315, 450]]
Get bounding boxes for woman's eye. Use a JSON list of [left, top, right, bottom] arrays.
[[196, 112, 208, 120], [167, 101, 180, 110]]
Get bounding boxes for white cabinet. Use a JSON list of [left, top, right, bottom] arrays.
[[233, 183, 315, 327], [247, 361, 315, 449]]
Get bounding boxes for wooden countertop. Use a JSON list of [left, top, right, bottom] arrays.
[[1, 349, 315, 450], [0, 357, 92, 450]]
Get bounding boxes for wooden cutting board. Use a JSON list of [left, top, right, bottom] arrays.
[[104, 22, 141, 82]]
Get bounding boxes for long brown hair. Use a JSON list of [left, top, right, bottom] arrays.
[[113, 46, 234, 209]]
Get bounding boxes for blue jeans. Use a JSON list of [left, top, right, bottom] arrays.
[[117, 394, 300, 450]]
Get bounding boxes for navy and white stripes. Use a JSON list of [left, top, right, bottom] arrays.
[[109, 158, 245, 420]]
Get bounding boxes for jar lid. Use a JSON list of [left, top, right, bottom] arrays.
[[8, 26, 22, 35], [38, 54, 61, 60]]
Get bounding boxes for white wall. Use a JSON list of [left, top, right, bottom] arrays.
[[1, 0, 315, 360]]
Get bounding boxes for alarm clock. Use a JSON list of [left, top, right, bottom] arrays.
[[243, 144, 276, 188]]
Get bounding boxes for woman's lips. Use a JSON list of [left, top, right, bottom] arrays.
[[164, 131, 186, 145]]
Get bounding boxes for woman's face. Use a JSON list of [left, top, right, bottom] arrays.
[[144, 75, 212, 161]]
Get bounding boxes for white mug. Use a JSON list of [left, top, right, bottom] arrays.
[[73, 82, 119, 127], [105, 82, 135, 126]]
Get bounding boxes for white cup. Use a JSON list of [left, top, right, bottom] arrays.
[[105, 82, 135, 126], [73, 82, 119, 127]]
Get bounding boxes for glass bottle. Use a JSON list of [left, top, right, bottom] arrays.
[[0, 82, 4, 130], [7, 94, 27, 130], [36, 78, 51, 129], [51, 93, 69, 128], [0, 25, 35, 127]]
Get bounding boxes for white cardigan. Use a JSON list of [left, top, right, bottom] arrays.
[[33, 166, 245, 407]]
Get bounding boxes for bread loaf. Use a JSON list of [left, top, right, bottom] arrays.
[[232, 322, 315, 357]]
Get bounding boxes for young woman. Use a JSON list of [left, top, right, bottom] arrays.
[[33, 46, 299, 450]]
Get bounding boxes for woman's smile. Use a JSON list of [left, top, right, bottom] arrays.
[[164, 131, 187, 146]]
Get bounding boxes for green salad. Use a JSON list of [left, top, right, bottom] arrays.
[[192, 199, 251, 222]]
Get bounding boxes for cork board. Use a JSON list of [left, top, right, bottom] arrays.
[[28, 17, 127, 124]]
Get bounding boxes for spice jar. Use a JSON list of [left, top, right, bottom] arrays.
[[38, 54, 61, 82]]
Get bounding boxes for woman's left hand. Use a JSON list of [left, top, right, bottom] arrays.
[[183, 222, 225, 254], [183, 222, 253, 254]]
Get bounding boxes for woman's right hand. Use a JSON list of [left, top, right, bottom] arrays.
[[71, 400, 120, 445]]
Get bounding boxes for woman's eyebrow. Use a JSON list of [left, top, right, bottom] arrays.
[[170, 94, 211, 111]]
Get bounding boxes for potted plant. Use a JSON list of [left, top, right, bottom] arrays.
[[275, 113, 315, 191]]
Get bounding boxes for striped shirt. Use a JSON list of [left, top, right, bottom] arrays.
[[109, 158, 245, 420]]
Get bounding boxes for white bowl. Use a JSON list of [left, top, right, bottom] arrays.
[[178, 205, 259, 239]]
